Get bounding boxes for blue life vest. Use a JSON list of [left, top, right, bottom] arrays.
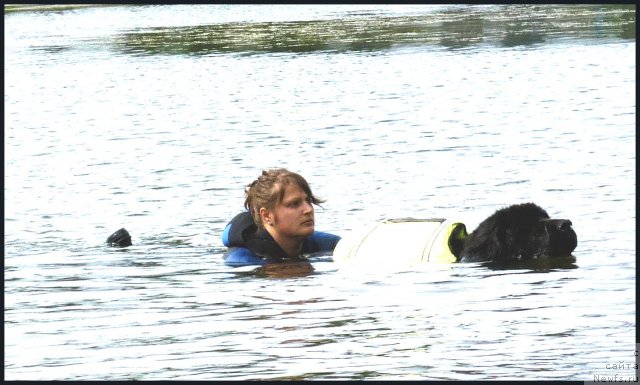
[[221, 211, 341, 267]]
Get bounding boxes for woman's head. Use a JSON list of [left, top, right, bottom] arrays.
[[244, 168, 324, 229]]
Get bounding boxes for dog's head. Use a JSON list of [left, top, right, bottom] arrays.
[[107, 228, 132, 247], [510, 216, 577, 260], [461, 203, 577, 263]]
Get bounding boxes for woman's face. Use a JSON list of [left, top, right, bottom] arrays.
[[266, 183, 315, 239]]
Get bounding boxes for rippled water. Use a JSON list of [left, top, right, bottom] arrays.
[[4, 4, 636, 381]]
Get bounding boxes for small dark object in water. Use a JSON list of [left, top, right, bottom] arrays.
[[107, 228, 132, 247]]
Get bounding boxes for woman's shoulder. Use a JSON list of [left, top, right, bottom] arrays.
[[223, 246, 269, 267], [222, 211, 255, 248], [306, 231, 341, 252]]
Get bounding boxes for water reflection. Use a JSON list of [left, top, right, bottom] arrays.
[[479, 256, 578, 272], [107, 5, 635, 55]]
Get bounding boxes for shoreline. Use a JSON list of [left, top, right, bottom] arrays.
[[4, 4, 117, 13]]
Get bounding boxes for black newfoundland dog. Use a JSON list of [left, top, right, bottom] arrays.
[[457, 202, 577, 266]]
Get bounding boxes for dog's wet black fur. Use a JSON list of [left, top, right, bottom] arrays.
[[458, 203, 577, 266]]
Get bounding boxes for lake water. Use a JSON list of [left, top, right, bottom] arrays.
[[4, 4, 636, 381]]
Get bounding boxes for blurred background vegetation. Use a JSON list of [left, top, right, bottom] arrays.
[[5, 4, 635, 55]]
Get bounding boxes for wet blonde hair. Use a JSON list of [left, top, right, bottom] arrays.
[[244, 168, 324, 229]]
